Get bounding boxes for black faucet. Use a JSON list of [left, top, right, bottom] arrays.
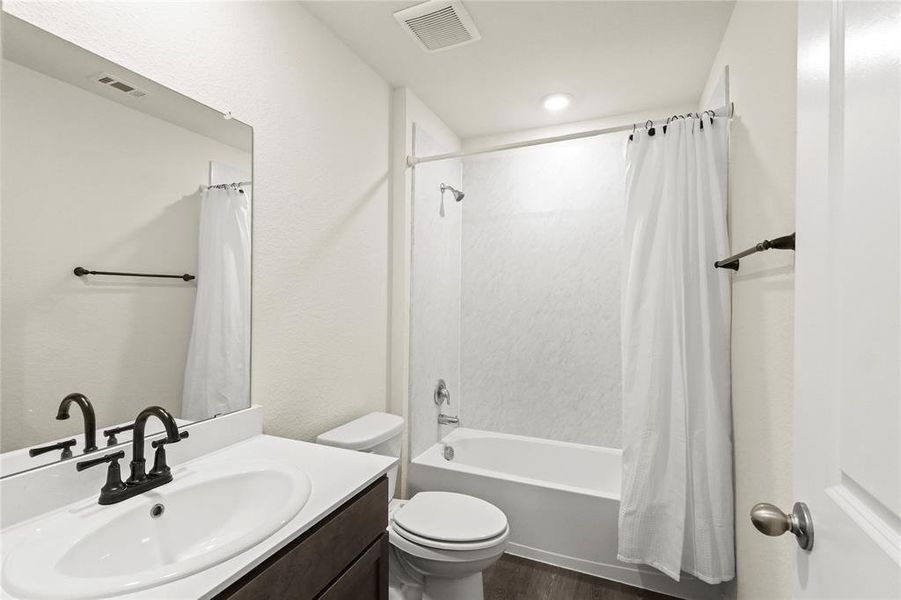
[[76, 406, 188, 505], [56, 393, 98, 453], [127, 406, 182, 484], [29, 438, 77, 460]]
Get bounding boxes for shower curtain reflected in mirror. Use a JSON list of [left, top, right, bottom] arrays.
[[181, 185, 251, 420], [618, 116, 733, 584]]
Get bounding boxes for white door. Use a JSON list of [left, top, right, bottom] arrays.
[[792, 0, 901, 597]]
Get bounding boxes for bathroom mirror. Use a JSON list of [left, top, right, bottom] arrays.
[[0, 16, 253, 477]]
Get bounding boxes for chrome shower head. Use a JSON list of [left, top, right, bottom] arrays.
[[440, 183, 464, 202]]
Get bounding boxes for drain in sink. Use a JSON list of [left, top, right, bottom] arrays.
[[150, 503, 165, 518]]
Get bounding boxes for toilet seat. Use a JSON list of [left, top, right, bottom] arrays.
[[391, 520, 510, 551], [388, 491, 509, 558], [392, 491, 508, 544]]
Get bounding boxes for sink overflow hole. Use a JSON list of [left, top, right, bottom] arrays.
[[150, 504, 165, 518]]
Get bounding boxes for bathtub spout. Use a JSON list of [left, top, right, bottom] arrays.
[[438, 413, 459, 426]]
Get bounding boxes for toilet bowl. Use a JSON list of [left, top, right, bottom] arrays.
[[317, 413, 508, 600], [388, 493, 508, 600]]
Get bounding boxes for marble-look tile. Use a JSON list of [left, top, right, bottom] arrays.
[[460, 134, 626, 448]]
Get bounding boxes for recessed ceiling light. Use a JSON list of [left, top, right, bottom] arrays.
[[542, 93, 572, 111]]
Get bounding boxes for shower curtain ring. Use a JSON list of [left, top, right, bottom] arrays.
[[645, 119, 655, 137], [629, 123, 636, 142]]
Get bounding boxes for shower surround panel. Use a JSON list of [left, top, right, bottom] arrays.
[[461, 134, 625, 447], [409, 126, 463, 457]]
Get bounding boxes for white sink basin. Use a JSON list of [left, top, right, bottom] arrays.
[[2, 459, 311, 599]]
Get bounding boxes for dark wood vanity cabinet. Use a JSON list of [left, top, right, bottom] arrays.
[[215, 477, 389, 600]]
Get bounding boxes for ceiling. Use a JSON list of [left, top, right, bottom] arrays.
[[304, 1, 736, 139]]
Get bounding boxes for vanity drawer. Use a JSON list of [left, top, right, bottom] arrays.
[[216, 476, 388, 600], [318, 533, 388, 600]]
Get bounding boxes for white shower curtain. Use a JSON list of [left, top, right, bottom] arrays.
[[617, 116, 733, 583], [182, 186, 251, 421]]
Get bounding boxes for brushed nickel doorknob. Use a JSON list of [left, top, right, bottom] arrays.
[[750, 501, 814, 551]]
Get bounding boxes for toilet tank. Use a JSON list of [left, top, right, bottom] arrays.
[[316, 412, 404, 500]]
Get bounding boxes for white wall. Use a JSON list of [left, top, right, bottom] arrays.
[[700, 2, 798, 598], [459, 135, 624, 447], [0, 59, 250, 452], [2, 1, 392, 442]]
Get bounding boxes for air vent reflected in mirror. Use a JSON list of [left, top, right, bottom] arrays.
[[90, 72, 147, 98]]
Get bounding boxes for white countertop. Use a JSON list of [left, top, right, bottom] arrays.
[[0, 433, 396, 599]]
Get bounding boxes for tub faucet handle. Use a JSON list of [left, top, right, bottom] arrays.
[[434, 379, 450, 406]]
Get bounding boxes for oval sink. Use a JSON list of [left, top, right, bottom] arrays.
[[2, 460, 311, 599]]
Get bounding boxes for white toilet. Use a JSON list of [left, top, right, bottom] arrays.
[[317, 412, 509, 600]]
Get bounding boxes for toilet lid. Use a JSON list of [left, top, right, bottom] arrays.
[[392, 492, 508, 543], [391, 521, 509, 551]]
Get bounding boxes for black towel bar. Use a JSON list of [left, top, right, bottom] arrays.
[[73, 267, 195, 281]]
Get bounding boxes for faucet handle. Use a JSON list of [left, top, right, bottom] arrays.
[[103, 423, 135, 446], [434, 379, 451, 406], [76, 450, 125, 472], [150, 430, 189, 449], [150, 431, 188, 478], [76, 450, 127, 501], [29, 439, 77, 459]]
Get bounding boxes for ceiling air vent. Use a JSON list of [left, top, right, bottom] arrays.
[[394, 1, 481, 53], [91, 73, 147, 98]]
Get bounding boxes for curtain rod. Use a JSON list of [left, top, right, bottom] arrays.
[[714, 232, 796, 271], [407, 102, 734, 166]]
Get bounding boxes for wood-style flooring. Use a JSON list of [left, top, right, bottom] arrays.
[[483, 555, 679, 600]]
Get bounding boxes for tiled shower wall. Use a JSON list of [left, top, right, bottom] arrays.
[[460, 134, 626, 447], [410, 129, 626, 452]]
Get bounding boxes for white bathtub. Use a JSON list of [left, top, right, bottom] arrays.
[[408, 428, 724, 600]]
